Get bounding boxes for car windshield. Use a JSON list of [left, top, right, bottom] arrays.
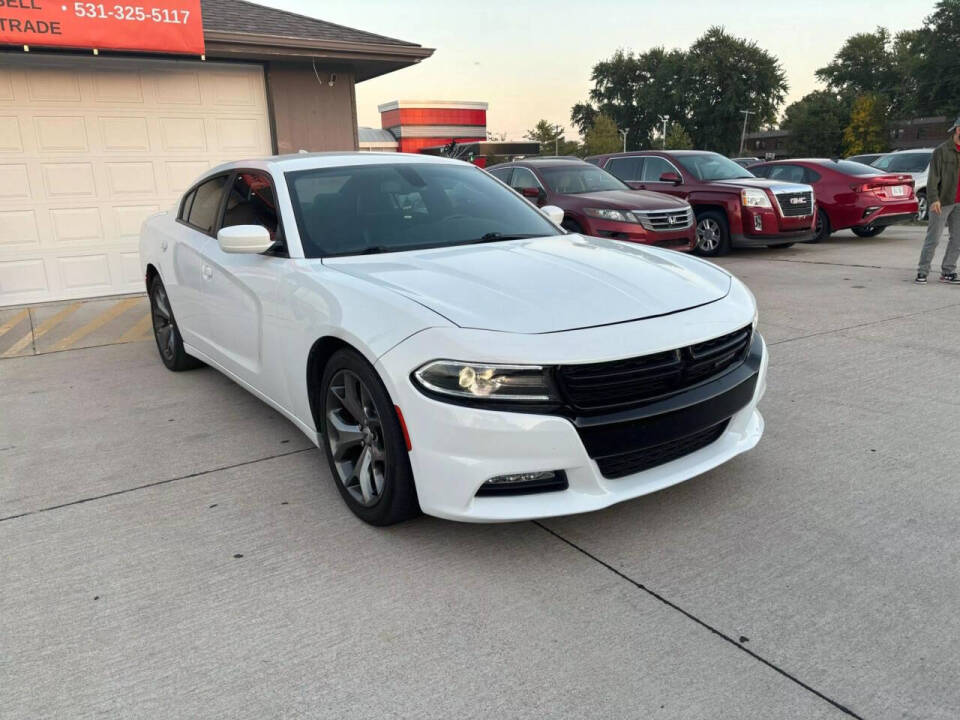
[[675, 153, 755, 181], [872, 152, 931, 173], [286, 162, 562, 258], [537, 165, 628, 194]]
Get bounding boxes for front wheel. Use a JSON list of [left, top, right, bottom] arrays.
[[808, 208, 830, 244], [694, 211, 730, 256], [320, 349, 420, 526], [851, 225, 886, 238], [149, 276, 202, 371]]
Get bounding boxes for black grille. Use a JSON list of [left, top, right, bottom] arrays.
[[775, 191, 813, 217], [555, 326, 752, 413], [594, 420, 729, 479]]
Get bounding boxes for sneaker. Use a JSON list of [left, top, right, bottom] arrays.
[[915, 273, 928, 284], [940, 273, 960, 284]]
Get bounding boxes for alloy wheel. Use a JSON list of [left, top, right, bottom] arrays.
[[917, 196, 927, 222], [697, 218, 721, 252], [151, 283, 176, 362], [325, 369, 387, 507]]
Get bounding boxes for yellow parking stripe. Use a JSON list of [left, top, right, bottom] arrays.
[[51, 298, 140, 352], [2, 302, 83, 358], [0, 308, 30, 339], [118, 312, 152, 343]]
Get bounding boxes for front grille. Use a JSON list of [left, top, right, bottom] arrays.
[[633, 207, 694, 231], [775, 191, 814, 217], [555, 326, 752, 413], [594, 420, 729, 479]]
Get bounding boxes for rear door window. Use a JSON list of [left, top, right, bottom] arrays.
[[487, 166, 514, 184], [187, 175, 229, 234], [605, 156, 644, 181]]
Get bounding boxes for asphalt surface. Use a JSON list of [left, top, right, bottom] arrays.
[[2, 225, 958, 719]]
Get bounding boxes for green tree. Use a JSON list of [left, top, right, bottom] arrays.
[[663, 124, 693, 150], [524, 119, 565, 155], [843, 94, 888, 155], [583, 114, 622, 156], [815, 28, 901, 100], [570, 102, 598, 137], [781, 91, 850, 157], [914, 0, 960, 115], [683, 27, 787, 155]]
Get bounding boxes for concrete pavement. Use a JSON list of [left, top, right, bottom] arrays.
[[2, 226, 958, 719]]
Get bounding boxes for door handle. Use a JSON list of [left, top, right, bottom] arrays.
[[202, 264, 213, 280]]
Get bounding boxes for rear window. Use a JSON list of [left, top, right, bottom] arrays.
[[828, 160, 883, 176], [872, 153, 932, 173]]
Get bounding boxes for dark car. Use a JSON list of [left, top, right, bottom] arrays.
[[751, 159, 918, 242], [586, 150, 816, 255], [486, 158, 695, 251], [732, 157, 762, 168]]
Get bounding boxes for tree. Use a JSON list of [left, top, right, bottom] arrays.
[[843, 94, 888, 155], [583, 114, 622, 156], [524, 119, 565, 155], [913, 0, 960, 115], [683, 27, 788, 155], [815, 28, 901, 101], [663, 124, 693, 150], [570, 102, 598, 137], [781, 91, 850, 157]]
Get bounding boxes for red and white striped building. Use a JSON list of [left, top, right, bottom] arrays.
[[377, 100, 488, 155]]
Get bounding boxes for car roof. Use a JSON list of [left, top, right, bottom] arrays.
[[890, 148, 935, 153], [496, 157, 590, 166], [207, 151, 462, 177]]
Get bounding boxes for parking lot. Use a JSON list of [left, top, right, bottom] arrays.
[[2, 225, 958, 719]]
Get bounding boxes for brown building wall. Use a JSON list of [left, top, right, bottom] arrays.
[[264, 62, 359, 154]]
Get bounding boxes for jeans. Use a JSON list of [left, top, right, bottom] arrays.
[[918, 203, 960, 275]]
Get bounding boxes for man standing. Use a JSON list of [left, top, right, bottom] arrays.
[[916, 114, 960, 284]]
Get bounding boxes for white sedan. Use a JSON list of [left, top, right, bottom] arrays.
[[139, 152, 766, 525]]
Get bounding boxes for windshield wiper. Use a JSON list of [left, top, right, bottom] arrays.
[[464, 232, 541, 245]]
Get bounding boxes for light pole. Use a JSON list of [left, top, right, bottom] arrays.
[[658, 115, 669, 149], [739, 109, 756, 156], [618, 128, 628, 152], [554, 124, 563, 156]]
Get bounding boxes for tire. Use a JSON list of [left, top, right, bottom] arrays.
[[561, 218, 584, 234], [851, 225, 886, 238], [319, 348, 420, 526], [808, 208, 830, 244], [149, 276, 203, 371], [767, 243, 794, 249], [694, 210, 730, 256], [916, 191, 927, 222]]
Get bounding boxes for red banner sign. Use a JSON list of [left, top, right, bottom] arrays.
[[0, 0, 204, 55]]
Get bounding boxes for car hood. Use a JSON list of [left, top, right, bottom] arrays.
[[323, 235, 730, 334], [574, 190, 689, 210]]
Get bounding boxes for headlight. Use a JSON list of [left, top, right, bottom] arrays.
[[413, 361, 554, 401], [741, 188, 772, 208], [584, 208, 638, 223]]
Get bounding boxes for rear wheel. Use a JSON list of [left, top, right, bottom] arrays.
[[320, 349, 420, 526], [694, 211, 730, 256], [916, 191, 927, 222], [851, 225, 886, 238], [149, 276, 202, 371], [809, 208, 830, 244]]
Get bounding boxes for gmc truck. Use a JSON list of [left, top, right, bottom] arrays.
[[585, 150, 816, 255]]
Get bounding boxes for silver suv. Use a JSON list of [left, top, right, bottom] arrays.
[[872, 149, 934, 220]]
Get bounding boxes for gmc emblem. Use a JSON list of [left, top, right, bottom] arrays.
[[790, 197, 806, 205]]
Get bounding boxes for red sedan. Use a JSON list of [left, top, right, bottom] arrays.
[[751, 159, 918, 242]]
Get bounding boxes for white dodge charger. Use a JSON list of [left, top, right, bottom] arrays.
[[139, 152, 767, 525]]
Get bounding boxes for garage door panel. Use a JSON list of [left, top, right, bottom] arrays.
[[0, 58, 270, 306]]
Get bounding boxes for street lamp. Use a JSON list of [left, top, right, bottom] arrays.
[[618, 128, 628, 152], [658, 115, 669, 149], [739, 109, 756, 156]]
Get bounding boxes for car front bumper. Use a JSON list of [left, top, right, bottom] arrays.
[[581, 217, 695, 251], [376, 295, 766, 522]]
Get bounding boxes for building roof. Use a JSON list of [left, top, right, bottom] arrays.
[[201, 0, 419, 47], [378, 100, 489, 112], [358, 127, 399, 144]]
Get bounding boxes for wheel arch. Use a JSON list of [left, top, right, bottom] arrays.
[[145, 263, 160, 292], [306, 335, 370, 434]]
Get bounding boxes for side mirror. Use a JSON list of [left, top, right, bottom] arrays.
[[217, 225, 273, 254], [659, 172, 682, 185], [520, 186, 542, 199], [541, 205, 565, 226]]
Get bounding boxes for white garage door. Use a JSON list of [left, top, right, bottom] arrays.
[[0, 55, 273, 307]]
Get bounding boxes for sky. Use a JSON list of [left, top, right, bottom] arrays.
[[256, 0, 930, 140]]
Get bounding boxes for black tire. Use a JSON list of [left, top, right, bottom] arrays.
[[851, 225, 886, 238], [809, 208, 830, 244], [319, 348, 420, 526], [694, 210, 730, 256], [149, 275, 203, 371], [561, 218, 584, 234], [767, 243, 794, 249], [916, 191, 927, 222]]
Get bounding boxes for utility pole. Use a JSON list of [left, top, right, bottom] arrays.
[[739, 110, 756, 156], [554, 124, 563, 156], [658, 115, 669, 149], [618, 128, 628, 152]]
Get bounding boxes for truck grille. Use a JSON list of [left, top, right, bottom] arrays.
[[632, 207, 694, 231], [774, 190, 814, 217], [594, 420, 730, 479], [555, 326, 752, 413]]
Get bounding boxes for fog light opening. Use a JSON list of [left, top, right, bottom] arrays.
[[862, 206, 880, 219], [753, 215, 763, 231], [475, 470, 568, 497]]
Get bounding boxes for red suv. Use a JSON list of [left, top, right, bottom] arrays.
[[586, 150, 816, 255], [486, 159, 696, 251], [751, 159, 918, 242]]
